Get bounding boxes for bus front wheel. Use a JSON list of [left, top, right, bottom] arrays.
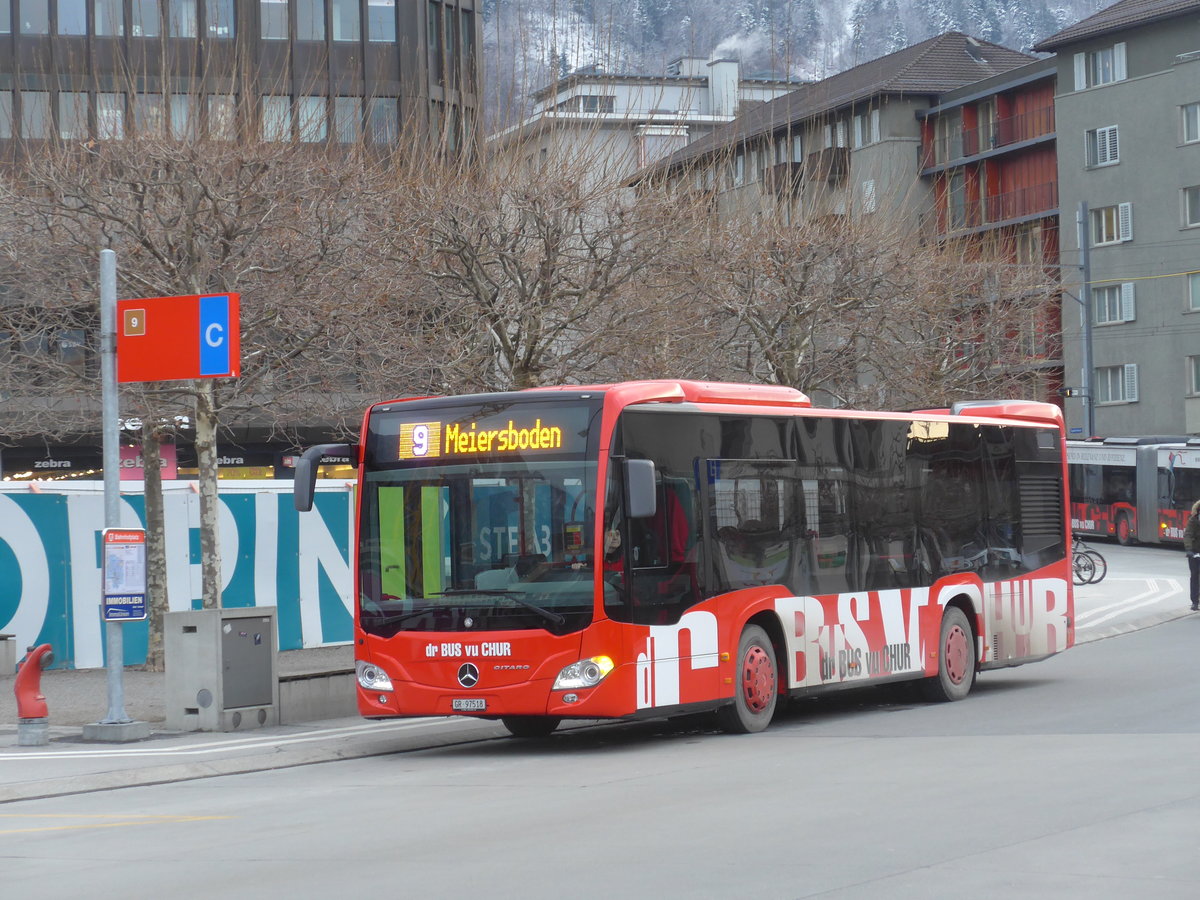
[[501, 716, 561, 738], [921, 607, 975, 702], [717, 624, 778, 734]]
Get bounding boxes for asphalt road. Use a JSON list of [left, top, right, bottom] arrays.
[[4, 543, 1198, 899]]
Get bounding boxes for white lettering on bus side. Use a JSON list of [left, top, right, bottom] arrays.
[[635, 610, 719, 709]]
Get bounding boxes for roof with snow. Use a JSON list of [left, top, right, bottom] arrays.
[[1034, 0, 1200, 51], [633, 31, 1037, 179]]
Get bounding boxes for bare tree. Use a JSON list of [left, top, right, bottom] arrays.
[[683, 200, 1057, 407], [392, 153, 708, 390], [0, 125, 434, 664]]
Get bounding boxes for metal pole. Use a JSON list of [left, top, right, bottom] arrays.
[[100, 249, 130, 725], [1077, 202, 1095, 438]]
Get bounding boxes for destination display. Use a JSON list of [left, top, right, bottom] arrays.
[[368, 400, 597, 466]]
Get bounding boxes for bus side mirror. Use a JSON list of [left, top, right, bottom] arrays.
[[624, 459, 657, 519], [294, 443, 356, 512]]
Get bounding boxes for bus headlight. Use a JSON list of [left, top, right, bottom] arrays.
[[356, 660, 394, 692], [553, 656, 614, 691]]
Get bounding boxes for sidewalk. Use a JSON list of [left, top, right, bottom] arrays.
[[0, 644, 505, 805]]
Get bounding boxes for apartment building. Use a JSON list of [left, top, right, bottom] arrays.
[[1035, 0, 1200, 435], [0, 0, 480, 152], [490, 56, 800, 186], [917, 57, 1063, 397], [634, 33, 1037, 223]]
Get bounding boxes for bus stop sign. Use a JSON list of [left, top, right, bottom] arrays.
[[116, 293, 240, 383]]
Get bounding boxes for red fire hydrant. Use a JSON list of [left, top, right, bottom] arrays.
[[14, 643, 53, 746]]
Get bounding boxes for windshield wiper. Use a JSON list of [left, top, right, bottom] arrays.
[[430, 589, 566, 627], [362, 605, 449, 628]]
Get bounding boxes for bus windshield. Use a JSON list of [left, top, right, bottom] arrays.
[[358, 398, 601, 637]]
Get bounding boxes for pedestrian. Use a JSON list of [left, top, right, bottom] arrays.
[[1186, 499, 1200, 611]]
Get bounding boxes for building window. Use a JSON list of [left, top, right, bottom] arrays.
[[168, 0, 197, 38], [297, 96, 326, 142], [1096, 363, 1138, 403], [260, 0, 287, 40], [58, 0, 86, 34], [1190, 272, 1200, 311], [334, 97, 360, 143], [20, 91, 50, 138], [461, 9, 475, 91], [428, 2, 443, 83], [97, 93, 124, 139], [95, 0, 123, 35], [1074, 43, 1127, 90], [791, 133, 803, 162], [1190, 355, 1200, 394], [207, 94, 236, 139], [0, 91, 13, 138], [1090, 203, 1132, 245], [170, 95, 197, 140], [580, 95, 614, 113], [368, 0, 396, 42], [133, 93, 164, 136], [1183, 102, 1200, 144], [853, 109, 878, 148], [331, 0, 359, 41], [261, 96, 291, 141], [368, 97, 397, 144], [977, 100, 995, 151], [20, 0, 49, 34], [58, 91, 88, 140], [1093, 283, 1135, 324], [947, 170, 966, 229], [296, 0, 323, 40], [205, 0, 234, 37], [1086, 125, 1119, 167], [132, 0, 160, 36], [0, 1, 9, 32], [1186, 185, 1200, 228]]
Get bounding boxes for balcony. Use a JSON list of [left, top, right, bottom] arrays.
[[763, 161, 804, 195], [945, 181, 1058, 233], [806, 147, 848, 185], [923, 105, 1055, 169]]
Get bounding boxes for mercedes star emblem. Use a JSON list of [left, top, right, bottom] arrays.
[[457, 663, 480, 688]]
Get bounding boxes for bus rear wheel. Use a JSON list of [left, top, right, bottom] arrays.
[[1116, 513, 1135, 546], [501, 716, 561, 738], [921, 607, 975, 702], [717, 624, 778, 734]]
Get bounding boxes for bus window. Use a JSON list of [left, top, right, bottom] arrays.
[[709, 460, 805, 594]]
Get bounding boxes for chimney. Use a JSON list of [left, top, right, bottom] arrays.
[[708, 58, 739, 118]]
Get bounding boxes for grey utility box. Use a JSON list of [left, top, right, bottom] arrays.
[[165, 607, 280, 732]]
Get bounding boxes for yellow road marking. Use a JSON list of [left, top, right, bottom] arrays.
[[0, 813, 231, 836]]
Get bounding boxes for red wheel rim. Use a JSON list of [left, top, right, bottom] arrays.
[[740, 645, 775, 713], [1117, 518, 1129, 542], [944, 624, 970, 685]]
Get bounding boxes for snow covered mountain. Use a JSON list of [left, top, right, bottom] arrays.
[[482, 0, 1107, 127]]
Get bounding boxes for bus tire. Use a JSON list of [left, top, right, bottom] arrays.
[[1116, 513, 1135, 546], [717, 624, 778, 734], [501, 716, 561, 738], [921, 606, 975, 703]]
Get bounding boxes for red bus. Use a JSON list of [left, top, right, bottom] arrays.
[[1066, 436, 1200, 545], [295, 381, 1073, 736]]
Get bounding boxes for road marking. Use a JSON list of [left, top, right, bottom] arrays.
[[1076, 577, 1183, 628], [0, 813, 231, 836], [0, 717, 463, 762]]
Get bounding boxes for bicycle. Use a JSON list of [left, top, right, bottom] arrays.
[[1072, 539, 1107, 585]]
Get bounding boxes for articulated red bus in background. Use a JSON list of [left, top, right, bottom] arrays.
[[1066, 436, 1200, 545], [295, 381, 1073, 736]]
